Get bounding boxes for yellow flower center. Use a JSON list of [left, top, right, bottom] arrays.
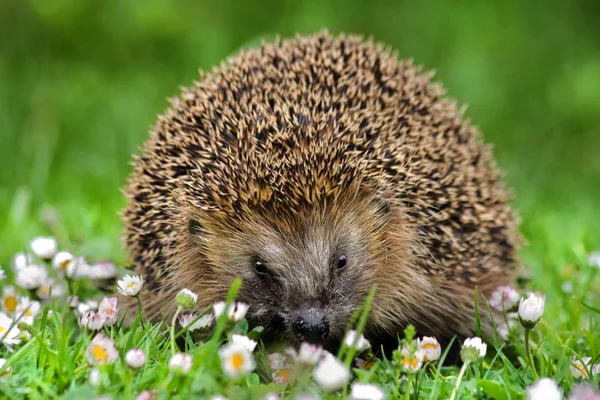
[[39, 286, 50, 295], [402, 357, 418, 369], [275, 368, 292, 382], [59, 260, 70, 271], [25, 310, 32, 317], [231, 352, 245, 371], [4, 296, 17, 313], [127, 282, 136, 289], [422, 343, 437, 361], [92, 345, 107, 362], [0, 326, 6, 334]]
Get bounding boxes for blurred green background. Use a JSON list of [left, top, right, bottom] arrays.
[[1, 0, 599, 285]]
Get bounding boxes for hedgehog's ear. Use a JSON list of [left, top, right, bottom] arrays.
[[371, 196, 391, 228], [188, 218, 206, 237]]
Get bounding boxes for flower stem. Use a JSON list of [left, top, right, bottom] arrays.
[[170, 306, 183, 353], [450, 361, 469, 400], [524, 328, 537, 380], [136, 295, 145, 331], [404, 373, 412, 400]]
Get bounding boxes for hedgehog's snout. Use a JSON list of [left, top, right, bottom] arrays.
[[292, 307, 330, 345]]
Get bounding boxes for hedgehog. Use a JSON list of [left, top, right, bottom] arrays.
[[122, 32, 520, 352]]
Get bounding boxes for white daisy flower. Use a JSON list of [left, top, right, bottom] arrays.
[[89, 261, 118, 280], [219, 342, 256, 378], [460, 337, 487, 362], [15, 264, 48, 289], [213, 301, 249, 322], [179, 313, 214, 331], [169, 352, 193, 374], [568, 384, 600, 400], [526, 378, 562, 400], [98, 297, 118, 326], [1, 286, 19, 315], [85, 333, 119, 365], [175, 289, 198, 309], [264, 393, 280, 400], [344, 330, 371, 352], [125, 349, 146, 369], [268, 352, 293, 385], [497, 314, 519, 341], [518, 293, 545, 329], [65, 256, 92, 279], [0, 267, 5, 281], [77, 299, 99, 315], [399, 345, 424, 372], [0, 312, 21, 347], [0, 358, 10, 377], [89, 367, 101, 388], [30, 236, 57, 260], [570, 357, 594, 380], [587, 251, 600, 268], [313, 354, 350, 392], [286, 342, 323, 365], [349, 382, 385, 400], [117, 275, 144, 297], [11, 252, 32, 270], [52, 251, 73, 273], [232, 334, 258, 352], [79, 311, 104, 331], [489, 286, 521, 311], [15, 297, 40, 326], [36, 279, 66, 299], [417, 336, 441, 362]]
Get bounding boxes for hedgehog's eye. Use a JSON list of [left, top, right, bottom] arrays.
[[336, 255, 347, 271], [253, 258, 271, 278]]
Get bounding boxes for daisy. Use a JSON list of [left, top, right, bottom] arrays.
[[231, 334, 258, 352], [219, 342, 256, 378], [175, 289, 198, 309], [417, 336, 441, 362], [526, 378, 562, 400], [52, 251, 73, 273], [98, 297, 119, 326], [11, 252, 32, 270], [213, 301, 249, 322], [15, 264, 48, 289], [1, 286, 19, 315], [125, 349, 146, 369], [518, 293, 545, 329], [349, 382, 385, 400], [313, 354, 350, 392], [169, 352, 193, 374], [77, 299, 99, 315], [0, 267, 5, 281], [489, 286, 521, 311], [30, 236, 57, 260], [286, 342, 323, 365], [65, 256, 92, 279], [570, 357, 594, 380], [179, 313, 214, 331], [117, 275, 144, 297], [344, 330, 371, 352], [89, 261, 118, 280], [268, 352, 293, 385], [399, 345, 423, 372], [86, 333, 119, 365], [79, 311, 104, 331], [0, 312, 21, 348], [36, 279, 66, 299], [460, 337, 487, 362], [15, 297, 41, 326]]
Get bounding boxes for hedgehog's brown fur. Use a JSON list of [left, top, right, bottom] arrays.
[[122, 32, 520, 349]]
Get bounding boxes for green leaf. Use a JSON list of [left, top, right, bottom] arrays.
[[477, 379, 521, 400], [232, 318, 249, 335]]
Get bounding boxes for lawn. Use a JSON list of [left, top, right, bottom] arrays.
[[0, 0, 599, 399]]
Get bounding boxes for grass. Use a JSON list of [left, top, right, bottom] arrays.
[[1, 0, 599, 398]]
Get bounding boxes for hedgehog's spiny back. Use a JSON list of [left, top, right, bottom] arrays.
[[122, 32, 519, 294]]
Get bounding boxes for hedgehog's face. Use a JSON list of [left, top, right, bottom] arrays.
[[187, 196, 390, 350]]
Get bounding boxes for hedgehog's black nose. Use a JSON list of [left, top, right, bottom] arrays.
[[293, 308, 330, 344]]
